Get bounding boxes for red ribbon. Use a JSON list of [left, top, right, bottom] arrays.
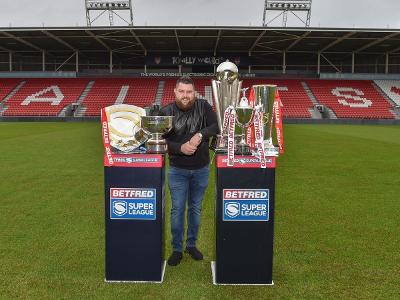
[[101, 108, 114, 166], [274, 90, 284, 154], [227, 107, 236, 167], [222, 107, 231, 135], [246, 87, 255, 148], [253, 107, 266, 168]]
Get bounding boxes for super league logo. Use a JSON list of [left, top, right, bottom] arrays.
[[225, 202, 240, 218], [112, 201, 127, 216]]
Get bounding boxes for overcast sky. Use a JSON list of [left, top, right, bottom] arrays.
[[0, 0, 399, 28]]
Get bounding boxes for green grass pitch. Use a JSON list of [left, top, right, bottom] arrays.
[[0, 122, 399, 299]]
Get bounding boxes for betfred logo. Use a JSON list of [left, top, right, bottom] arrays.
[[224, 189, 269, 200], [111, 188, 155, 198], [223, 189, 269, 222], [110, 188, 156, 220]]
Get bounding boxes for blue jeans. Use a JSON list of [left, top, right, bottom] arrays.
[[168, 165, 210, 252]]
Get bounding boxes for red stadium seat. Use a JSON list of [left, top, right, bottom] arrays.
[[162, 78, 312, 118], [306, 80, 394, 119], [374, 80, 400, 106], [0, 79, 22, 102], [3, 78, 89, 116], [243, 79, 313, 119], [161, 78, 213, 107], [1, 77, 397, 119], [82, 78, 158, 116]]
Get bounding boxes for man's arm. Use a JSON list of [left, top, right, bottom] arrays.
[[159, 104, 183, 155], [199, 101, 219, 138], [188, 101, 219, 147]]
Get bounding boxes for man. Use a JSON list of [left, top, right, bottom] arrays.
[[161, 76, 218, 266]]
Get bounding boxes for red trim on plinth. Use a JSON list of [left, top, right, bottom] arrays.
[[216, 155, 276, 169], [104, 154, 164, 168]]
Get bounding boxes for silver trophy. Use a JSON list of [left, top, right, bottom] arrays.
[[235, 113, 254, 155], [252, 84, 279, 156], [212, 61, 242, 152], [141, 115, 174, 153], [234, 88, 253, 155]]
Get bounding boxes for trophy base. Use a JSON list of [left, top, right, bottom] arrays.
[[235, 144, 251, 156], [211, 135, 244, 154], [263, 140, 279, 157], [216, 135, 227, 149], [146, 141, 168, 154], [214, 149, 228, 154], [210, 135, 227, 153]]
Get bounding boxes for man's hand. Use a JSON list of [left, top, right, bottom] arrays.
[[189, 132, 203, 147], [180, 141, 197, 155]]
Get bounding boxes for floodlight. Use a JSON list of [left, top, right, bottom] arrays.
[[263, 0, 313, 27]]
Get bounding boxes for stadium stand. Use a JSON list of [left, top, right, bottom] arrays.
[[3, 78, 89, 116], [306, 80, 394, 119], [162, 78, 313, 118], [81, 78, 159, 116], [374, 80, 400, 106], [1, 78, 398, 119], [243, 79, 313, 118], [161, 78, 213, 107], [0, 79, 22, 102]]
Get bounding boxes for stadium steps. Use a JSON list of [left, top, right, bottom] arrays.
[[324, 106, 338, 119], [301, 81, 320, 105], [58, 106, 68, 117], [302, 81, 326, 119], [114, 85, 130, 105], [74, 106, 87, 117], [77, 81, 95, 105], [0, 102, 6, 115], [0, 80, 26, 115], [389, 109, 400, 119], [70, 80, 95, 117], [372, 82, 400, 119], [308, 107, 322, 119], [154, 80, 165, 106]]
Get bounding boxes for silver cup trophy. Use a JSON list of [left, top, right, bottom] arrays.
[[253, 84, 279, 156], [141, 115, 174, 153], [235, 106, 254, 155], [212, 61, 242, 152], [235, 88, 254, 155]]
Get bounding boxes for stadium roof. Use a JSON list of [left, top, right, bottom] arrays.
[[1, 26, 400, 55]]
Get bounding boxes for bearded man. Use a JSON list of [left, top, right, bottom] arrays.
[[161, 76, 218, 266]]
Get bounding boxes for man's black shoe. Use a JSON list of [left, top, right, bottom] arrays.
[[167, 251, 182, 266], [185, 247, 203, 261]]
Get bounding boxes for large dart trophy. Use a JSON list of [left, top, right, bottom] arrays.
[[101, 104, 173, 283], [211, 61, 280, 159], [211, 61, 242, 152], [212, 61, 283, 285]]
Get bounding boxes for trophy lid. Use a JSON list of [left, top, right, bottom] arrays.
[[216, 60, 238, 73]]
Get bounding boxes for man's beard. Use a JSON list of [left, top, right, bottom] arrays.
[[175, 98, 195, 111]]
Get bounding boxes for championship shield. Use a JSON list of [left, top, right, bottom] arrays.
[[104, 104, 149, 153]]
